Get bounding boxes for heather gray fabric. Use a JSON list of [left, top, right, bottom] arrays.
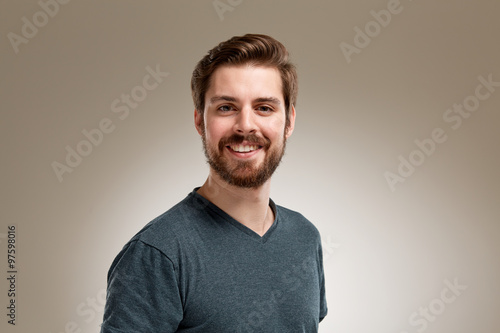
[[100, 188, 327, 333]]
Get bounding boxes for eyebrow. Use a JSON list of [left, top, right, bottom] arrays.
[[209, 95, 237, 104], [209, 95, 282, 105], [254, 97, 281, 105]]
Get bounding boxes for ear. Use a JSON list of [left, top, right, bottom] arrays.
[[285, 104, 296, 139], [194, 109, 204, 136]]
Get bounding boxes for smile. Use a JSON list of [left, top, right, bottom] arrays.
[[229, 145, 261, 153]]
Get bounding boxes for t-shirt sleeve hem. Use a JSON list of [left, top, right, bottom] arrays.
[[319, 309, 328, 322]]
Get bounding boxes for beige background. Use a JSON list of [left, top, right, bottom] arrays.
[[1, 0, 499, 332]]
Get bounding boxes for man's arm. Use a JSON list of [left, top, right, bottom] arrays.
[[100, 240, 183, 333], [318, 240, 328, 322]]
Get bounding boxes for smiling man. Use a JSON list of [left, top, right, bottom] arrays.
[[100, 34, 327, 333]]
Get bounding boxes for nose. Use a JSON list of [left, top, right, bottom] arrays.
[[233, 107, 257, 135]]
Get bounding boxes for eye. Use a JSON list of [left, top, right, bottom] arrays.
[[217, 105, 236, 112], [257, 105, 273, 113]]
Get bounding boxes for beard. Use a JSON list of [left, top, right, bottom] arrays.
[[201, 131, 287, 189]]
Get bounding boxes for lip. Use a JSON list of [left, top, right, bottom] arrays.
[[229, 141, 263, 147]]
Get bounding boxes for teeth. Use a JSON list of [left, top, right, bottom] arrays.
[[230, 145, 258, 152]]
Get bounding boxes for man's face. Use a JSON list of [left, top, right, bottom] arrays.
[[195, 65, 295, 188]]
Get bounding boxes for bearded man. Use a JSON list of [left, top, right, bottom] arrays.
[[100, 34, 327, 333]]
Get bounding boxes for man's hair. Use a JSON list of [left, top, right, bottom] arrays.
[[191, 33, 297, 129]]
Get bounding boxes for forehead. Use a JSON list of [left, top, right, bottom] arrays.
[[206, 65, 283, 103]]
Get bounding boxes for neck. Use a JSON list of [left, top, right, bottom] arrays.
[[197, 170, 274, 236]]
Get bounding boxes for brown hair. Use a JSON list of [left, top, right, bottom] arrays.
[[191, 34, 297, 129]]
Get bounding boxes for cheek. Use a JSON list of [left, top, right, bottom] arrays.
[[204, 118, 229, 142], [261, 118, 286, 140]]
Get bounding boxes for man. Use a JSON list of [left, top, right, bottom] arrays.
[[100, 34, 327, 332]]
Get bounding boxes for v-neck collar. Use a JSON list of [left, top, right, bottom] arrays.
[[190, 188, 279, 243]]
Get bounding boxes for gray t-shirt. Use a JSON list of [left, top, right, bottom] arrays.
[[100, 188, 327, 332]]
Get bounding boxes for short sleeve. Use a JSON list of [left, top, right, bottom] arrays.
[[100, 240, 183, 333], [318, 240, 328, 322]]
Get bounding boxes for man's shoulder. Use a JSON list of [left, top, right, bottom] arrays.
[[128, 190, 206, 249], [106, 190, 208, 276], [275, 204, 306, 219], [275, 203, 321, 240]]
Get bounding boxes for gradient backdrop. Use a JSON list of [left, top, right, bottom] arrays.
[[1, 1, 499, 332]]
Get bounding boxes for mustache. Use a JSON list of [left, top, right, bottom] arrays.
[[218, 134, 271, 151]]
